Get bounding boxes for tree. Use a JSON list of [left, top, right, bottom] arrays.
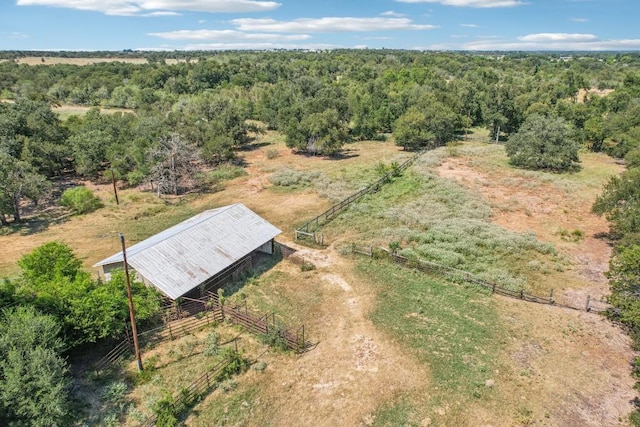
[[0, 306, 70, 427], [505, 114, 580, 172], [583, 116, 607, 152], [147, 133, 201, 196], [593, 168, 640, 238], [18, 241, 82, 286], [68, 129, 112, 177], [17, 242, 161, 346], [393, 107, 432, 150], [0, 151, 50, 224], [285, 109, 348, 156], [605, 245, 640, 340]]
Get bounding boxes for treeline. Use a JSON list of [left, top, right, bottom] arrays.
[[1, 50, 640, 225], [0, 241, 160, 425]]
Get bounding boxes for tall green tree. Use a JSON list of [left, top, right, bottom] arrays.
[[0, 151, 50, 224], [285, 108, 348, 156], [593, 168, 640, 239], [17, 242, 161, 346], [0, 306, 70, 427], [505, 114, 580, 172], [393, 107, 433, 150]]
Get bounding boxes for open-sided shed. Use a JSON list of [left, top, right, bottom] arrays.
[[94, 203, 281, 300]]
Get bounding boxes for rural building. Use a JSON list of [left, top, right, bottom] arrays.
[[94, 203, 281, 300]]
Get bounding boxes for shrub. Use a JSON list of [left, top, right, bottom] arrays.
[[266, 148, 280, 159], [209, 163, 247, 181], [269, 168, 324, 187], [126, 170, 146, 187], [300, 260, 316, 272], [204, 331, 220, 356], [60, 186, 103, 214], [260, 324, 290, 352]]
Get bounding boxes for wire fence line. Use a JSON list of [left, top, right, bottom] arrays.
[[348, 244, 610, 314], [294, 148, 427, 241]]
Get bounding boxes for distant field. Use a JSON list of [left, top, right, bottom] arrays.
[[53, 104, 135, 119], [1, 57, 186, 65]]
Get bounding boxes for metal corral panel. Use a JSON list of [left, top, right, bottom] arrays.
[[94, 203, 281, 299]]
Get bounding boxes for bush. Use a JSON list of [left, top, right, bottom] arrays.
[[260, 324, 290, 351], [269, 168, 324, 187], [204, 331, 220, 356], [300, 260, 316, 272], [209, 163, 247, 181], [266, 148, 280, 159], [60, 186, 103, 214]]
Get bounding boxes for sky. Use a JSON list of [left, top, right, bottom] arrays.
[[0, 0, 639, 51]]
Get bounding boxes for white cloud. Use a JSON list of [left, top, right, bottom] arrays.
[[460, 23, 478, 27], [461, 34, 640, 50], [381, 10, 406, 17], [396, 0, 524, 7], [16, 0, 281, 15], [139, 42, 341, 51], [518, 33, 597, 42], [231, 17, 436, 32], [142, 11, 180, 16], [570, 17, 588, 22], [9, 32, 29, 39], [148, 29, 311, 41]]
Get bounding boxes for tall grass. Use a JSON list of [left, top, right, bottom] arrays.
[[328, 150, 557, 291]]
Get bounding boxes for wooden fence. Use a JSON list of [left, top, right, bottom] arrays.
[[94, 291, 313, 373], [138, 353, 235, 427], [350, 244, 609, 314], [294, 149, 426, 241], [94, 307, 222, 372]]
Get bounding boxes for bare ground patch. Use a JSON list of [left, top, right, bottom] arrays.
[[436, 150, 636, 425], [240, 245, 430, 427]]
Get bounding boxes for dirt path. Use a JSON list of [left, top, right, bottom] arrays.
[[255, 242, 430, 427]]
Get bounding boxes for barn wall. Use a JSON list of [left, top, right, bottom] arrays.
[[256, 239, 275, 255], [99, 262, 153, 289]]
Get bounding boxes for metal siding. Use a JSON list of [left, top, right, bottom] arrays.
[[94, 204, 281, 299]]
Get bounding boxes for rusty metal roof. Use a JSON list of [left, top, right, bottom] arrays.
[[94, 203, 281, 299]]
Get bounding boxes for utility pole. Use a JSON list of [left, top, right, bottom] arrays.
[[120, 233, 143, 372], [111, 168, 119, 206]]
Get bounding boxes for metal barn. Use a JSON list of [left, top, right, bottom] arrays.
[[93, 203, 281, 300]]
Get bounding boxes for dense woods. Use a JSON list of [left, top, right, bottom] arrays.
[[2, 49, 640, 425]]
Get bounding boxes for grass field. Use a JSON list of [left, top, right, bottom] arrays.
[[53, 104, 135, 120], [1, 133, 635, 426]]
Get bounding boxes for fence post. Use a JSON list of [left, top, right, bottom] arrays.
[[492, 284, 496, 295], [549, 289, 554, 304], [585, 295, 591, 312], [520, 290, 524, 299], [168, 321, 173, 339]]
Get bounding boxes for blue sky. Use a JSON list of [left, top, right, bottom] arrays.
[[1, 0, 639, 51]]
